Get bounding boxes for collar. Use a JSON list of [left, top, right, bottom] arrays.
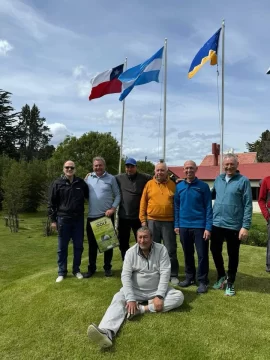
[[91, 171, 107, 178], [126, 172, 138, 181], [184, 177, 198, 184], [137, 242, 154, 258], [220, 170, 240, 180], [154, 176, 169, 184]]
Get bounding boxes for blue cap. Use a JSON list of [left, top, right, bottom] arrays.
[[125, 158, 137, 166]]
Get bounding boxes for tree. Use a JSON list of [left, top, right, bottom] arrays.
[[49, 132, 120, 177], [136, 160, 155, 175], [0, 89, 19, 158], [246, 130, 270, 162], [17, 104, 53, 161]]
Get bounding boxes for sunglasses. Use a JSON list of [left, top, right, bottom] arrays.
[[64, 166, 75, 170]]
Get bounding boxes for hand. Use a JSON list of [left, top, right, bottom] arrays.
[[239, 228, 248, 241], [105, 208, 115, 217], [153, 297, 164, 312], [174, 228, 180, 235], [141, 221, 147, 226], [51, 222, 57, 231], [126, 301, 138, 315], [203, 230, 211, 241], [84, 173, 91, 180]]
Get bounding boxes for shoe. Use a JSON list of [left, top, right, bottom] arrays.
[[225, 283, 235, 296], [74, 272, 83, 279], [56, 275, 64, 283], [170, 277, 179, 285], [83, 271, 95, 278], [104, 269, 112, 277], [266, 266, 270, 273], [197, 283, 208, 294], [178, 279, 195, 287], [213, 276, 227, 290], [87, 323, 112, 349]]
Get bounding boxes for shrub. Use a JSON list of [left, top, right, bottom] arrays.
[[242, 229, 268, 247]]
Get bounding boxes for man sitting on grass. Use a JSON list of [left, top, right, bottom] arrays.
[[87, 226, 184, 349]]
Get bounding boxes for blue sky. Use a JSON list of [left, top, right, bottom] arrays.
[[1, 0, 270, 165]]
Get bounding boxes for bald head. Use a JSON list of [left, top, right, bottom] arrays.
[[183, 160, 197, 183]]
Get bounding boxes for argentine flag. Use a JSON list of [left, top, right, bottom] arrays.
[[119, 47, 164, 101]]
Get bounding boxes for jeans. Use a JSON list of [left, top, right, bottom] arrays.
[[57, 216, 84, 276], [86, 216, 114, 272], [179, 228, 209, 284], [147, 220, 179, 278], [210, 225, 241, 284], [118, 217, 141, 260]]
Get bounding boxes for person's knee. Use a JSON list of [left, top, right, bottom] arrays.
[[175, 290, 184, 307]]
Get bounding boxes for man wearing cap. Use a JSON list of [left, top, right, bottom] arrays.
[[115, 158, 152, 260]]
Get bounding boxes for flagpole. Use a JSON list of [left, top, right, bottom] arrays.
[[118, 57, 127, 174], [162, 38, 167, 162], [220, 20, 225, 173]]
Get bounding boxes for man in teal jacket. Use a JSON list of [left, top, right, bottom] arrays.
[[211, 153, 252, 296]]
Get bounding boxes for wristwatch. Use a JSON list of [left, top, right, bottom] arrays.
[[156, 295, 164, 300]]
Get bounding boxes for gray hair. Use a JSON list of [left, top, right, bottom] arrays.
[[155, 162, 168, 171], [223, 153, 238, 164], [184, 160, 197, 168], [93, 156, 106, 166], [137, 226, 152, 237]]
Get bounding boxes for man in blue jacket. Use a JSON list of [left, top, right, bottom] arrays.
[[174, 160, 213, 294], [211, 153, 252, 296]]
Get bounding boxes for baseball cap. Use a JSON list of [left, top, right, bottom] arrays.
[[125, 158, 137, 166]]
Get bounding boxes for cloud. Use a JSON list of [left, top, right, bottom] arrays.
[[0, 39, 13, 55], [48, 123, 71, 145]]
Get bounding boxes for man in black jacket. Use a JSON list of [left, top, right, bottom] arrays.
[[48, 160, 89, 283], [115, 158, 152, 260]]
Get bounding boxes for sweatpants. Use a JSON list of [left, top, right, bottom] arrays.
[[147, 220, 179, 278], [267, 223, 270, 268], [98, 287, 184, 336], [210, 225, 241, 284]]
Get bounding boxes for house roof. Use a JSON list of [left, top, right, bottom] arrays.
[[169, 163, 270, 181], [200, 152, 257, 166]]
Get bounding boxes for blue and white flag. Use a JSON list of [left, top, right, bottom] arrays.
[[119, 47, 164, 101]]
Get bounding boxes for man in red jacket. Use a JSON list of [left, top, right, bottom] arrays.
[[258, 176, 270, 272]]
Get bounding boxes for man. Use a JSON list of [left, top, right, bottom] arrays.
[[115, 157, 152, 260], [87, 226, 184, 349], [48, 160, 89, 283], [139, 162, 179, 284], [211, 153, 252, 296], [174, 160, 213, 294], [84, 157, 120, 278], [258, 176, 270, 272]]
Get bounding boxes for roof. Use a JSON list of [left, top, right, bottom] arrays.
[[169, 163, 270, 181], [200, 152, 257, 166]]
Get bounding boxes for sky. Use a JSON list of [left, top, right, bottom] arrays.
[[1, 0, 270, 166]]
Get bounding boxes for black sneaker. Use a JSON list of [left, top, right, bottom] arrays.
[[178, 279, 195, 287], [104, 269, 112, 277], [266, 266, 270, 273], [197, 283, 208, 294], [83, 270, 95, 278]]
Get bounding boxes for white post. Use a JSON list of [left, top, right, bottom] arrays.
[[220, 20, 225, 173], [162, 38, 167, 162], [118, 58, 127, 174]]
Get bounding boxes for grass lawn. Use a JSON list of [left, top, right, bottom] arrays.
[[0, 212, 269, 360]]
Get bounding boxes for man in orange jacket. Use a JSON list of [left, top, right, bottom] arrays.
[[139, 162, 179, 284]]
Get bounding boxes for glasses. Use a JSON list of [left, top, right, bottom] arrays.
[[64, 166, 75, 170]]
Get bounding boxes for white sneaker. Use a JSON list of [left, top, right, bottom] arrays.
[[75, 272, 83, 279], [87, 324, 112, 349], [170, 277, 179, 285], [56, 276, 64, 283]]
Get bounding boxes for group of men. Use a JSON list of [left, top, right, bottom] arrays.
[[48, 152, 270, 349]]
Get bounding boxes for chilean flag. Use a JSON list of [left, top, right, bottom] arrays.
[[89, 64, 124, 100]]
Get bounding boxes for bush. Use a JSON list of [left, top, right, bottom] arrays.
[[242, 229, 268, 247]]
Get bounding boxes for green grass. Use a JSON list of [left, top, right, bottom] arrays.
[[0, 212, 270, 360]]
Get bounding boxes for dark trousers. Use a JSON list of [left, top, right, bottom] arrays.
[[180, 228, 209, 284], [210, 225, 241, 284], [147, 220, 179, 278], [267, 223, 270, 268], [86, 216, 114, 272], [57, 216, 84, 276], [118, 217, 141, 260]]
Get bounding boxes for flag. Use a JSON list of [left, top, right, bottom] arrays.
[[118, 47, 164, 101], [266, 67, 270, 74], [188, 28, 221, 79], [89, 64, 124, 100]]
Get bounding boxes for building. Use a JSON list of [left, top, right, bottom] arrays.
[[169, 143, 270, 213]]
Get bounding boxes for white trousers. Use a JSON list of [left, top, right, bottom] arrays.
[[99, 287, 184, 336]]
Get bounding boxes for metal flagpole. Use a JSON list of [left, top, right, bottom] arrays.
[[220, 20, 225, 173], [162, 38, 167, 162], [118, 57, 127, 174]]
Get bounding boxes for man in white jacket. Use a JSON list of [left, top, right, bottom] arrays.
[[87, 226, 184, 349]]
